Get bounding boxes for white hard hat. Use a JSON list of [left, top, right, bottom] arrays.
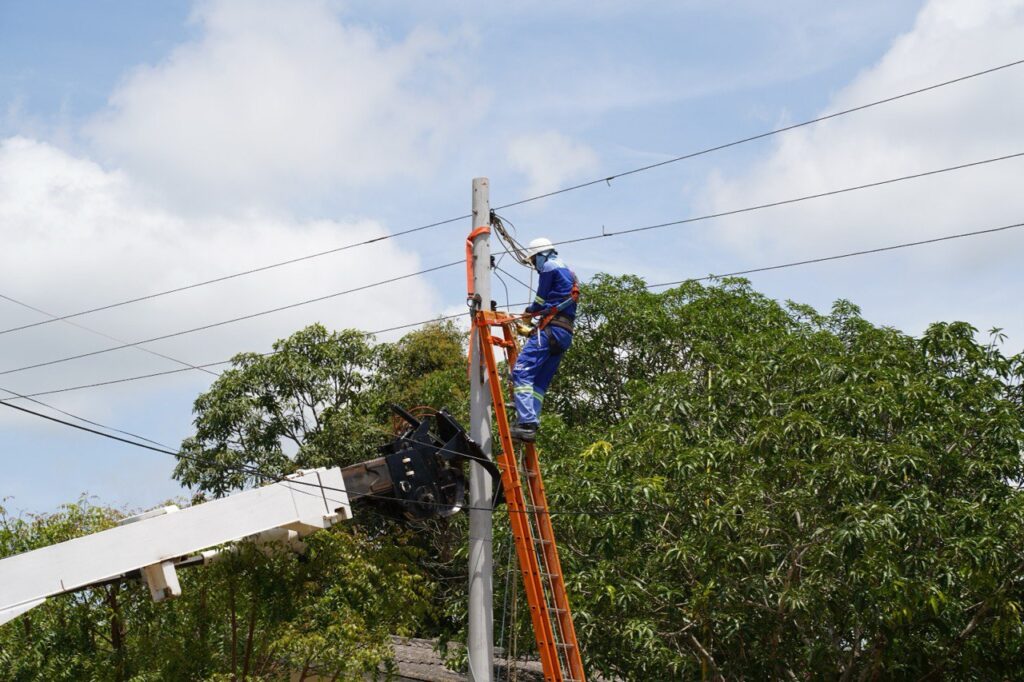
[[526, 237, 555, 260]]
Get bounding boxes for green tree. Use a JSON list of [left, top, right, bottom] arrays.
[[172, 318, 472, 653], [174, 320, 468, 496], [174, 324, 382, 496], [10, 278, 1024, 681], [0, 499, 432, 681], [538, 275, 1024, 680]]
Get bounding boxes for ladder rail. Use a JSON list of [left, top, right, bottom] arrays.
[[501, 321, 571, 668], [478, 320, 563, 679], [516, 449, 574, 677], [476, 311, 586, 682], [499, 317, 584, 681], [524, 443, 586, 682]]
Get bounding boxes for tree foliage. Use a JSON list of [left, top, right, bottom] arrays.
[[4, 278, 1024, 680], [543, 275, 1024, 680], [174, 322, 469, 496], [0, 499, 431, 681]]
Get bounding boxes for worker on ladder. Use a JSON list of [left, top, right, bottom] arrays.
[[510, 238, 579, 442]]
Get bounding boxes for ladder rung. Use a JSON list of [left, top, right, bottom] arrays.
[[554, 642, 577, 649]]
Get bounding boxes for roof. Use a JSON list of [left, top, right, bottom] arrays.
[[384, 637, 545, 682], [297, 636, 570, 681]]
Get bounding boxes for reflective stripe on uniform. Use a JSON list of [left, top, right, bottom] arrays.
[[534, 294, 545, 304]]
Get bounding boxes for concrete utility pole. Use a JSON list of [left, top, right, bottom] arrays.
[[467, 177, 494, 682]]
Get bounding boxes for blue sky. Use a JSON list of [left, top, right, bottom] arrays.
[[1, 0, 1022, 513]]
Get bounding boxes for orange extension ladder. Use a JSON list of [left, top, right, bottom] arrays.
[[474, 309, 586, 682]]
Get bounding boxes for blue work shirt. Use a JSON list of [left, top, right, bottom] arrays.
[[526, 256, 577, 321]]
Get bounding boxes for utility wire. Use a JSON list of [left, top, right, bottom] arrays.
[[0, 384, 173, 449], [0, 399, 188, 458], [10, 149, 1013, 382], [15, 214, 1024, 400], [648, 220, 1024, 288], [0, 260, 461, 377], [495, 265, 532, 291], [6, 219, 1023, 512], [493, 151, 1024, 256], [497, 221, 1024, 295], [0, 216, 470, 337], [0, 398, 666, 517], [0, 291, 220, 378], [15, 310, 472, 398], [491, 58, 1024, 211], [3, 57, 1019, 339], [493, 269, 514, 312]]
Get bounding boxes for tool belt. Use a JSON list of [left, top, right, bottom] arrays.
[[539, 313, 574, 355], [541, 313, 574, 333]]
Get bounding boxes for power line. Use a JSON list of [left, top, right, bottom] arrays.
[[10, 149, 1015, 383], [3, 57, 1019, 339], [495, 265, 532, 291], [0, 399, 183, 458], [0, 260, 461, 377], [0, 215, 470, 337], [0, 398, 664, 517], [0, 384, 173, 449], [491, 58, 1024, 211], [5, 220, 1023, 513], [487, 221, 1024, 303], [0, 291, 220, 378], [16, 358, 238, 398], [15, 310, 471, 398], [14, 214, 1024, 400], [495, 151, 1024, 255], [648, 220, 1024, 288]]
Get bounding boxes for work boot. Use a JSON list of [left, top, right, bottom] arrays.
[[510, 422, 538, 442]]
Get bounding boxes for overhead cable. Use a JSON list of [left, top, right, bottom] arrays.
[[3, 57, 1019, 338], [490, 58, 1024, 210], [494, 151, 1024, 255], [10, 150, 1016, 381], [5, 222, 1024, 512], [0, 216, 470, 337], [0, 398, 667, 517], [0, 261, 461, 377], [648, 220, 1024, 288], [17, 216, 1024, 401], [0, 384, 173, 450], [0, 291, 220, 378], [16, 310, 471, 398]]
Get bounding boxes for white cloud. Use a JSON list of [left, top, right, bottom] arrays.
[[506, 131, 599, 198], [85, 0, 484, 208], [0, 136, 439, 415], [699, 0, 1024, 343], [703, 0, 1024, 265]]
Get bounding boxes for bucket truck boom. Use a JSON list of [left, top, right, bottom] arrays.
[[0, 407, 497, 626]]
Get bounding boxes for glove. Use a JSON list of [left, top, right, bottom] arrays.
[[515, 321, 536, 337]]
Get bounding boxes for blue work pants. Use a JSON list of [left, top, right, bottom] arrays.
[[511, 327, 572, 426]]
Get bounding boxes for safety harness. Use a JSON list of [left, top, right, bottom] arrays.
[[535, 273, 580, 353]]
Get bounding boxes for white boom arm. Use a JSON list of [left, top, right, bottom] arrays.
[[0, 467, 350, 625]]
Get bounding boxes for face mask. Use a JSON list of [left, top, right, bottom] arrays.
[[534, 252, 550, 271]]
